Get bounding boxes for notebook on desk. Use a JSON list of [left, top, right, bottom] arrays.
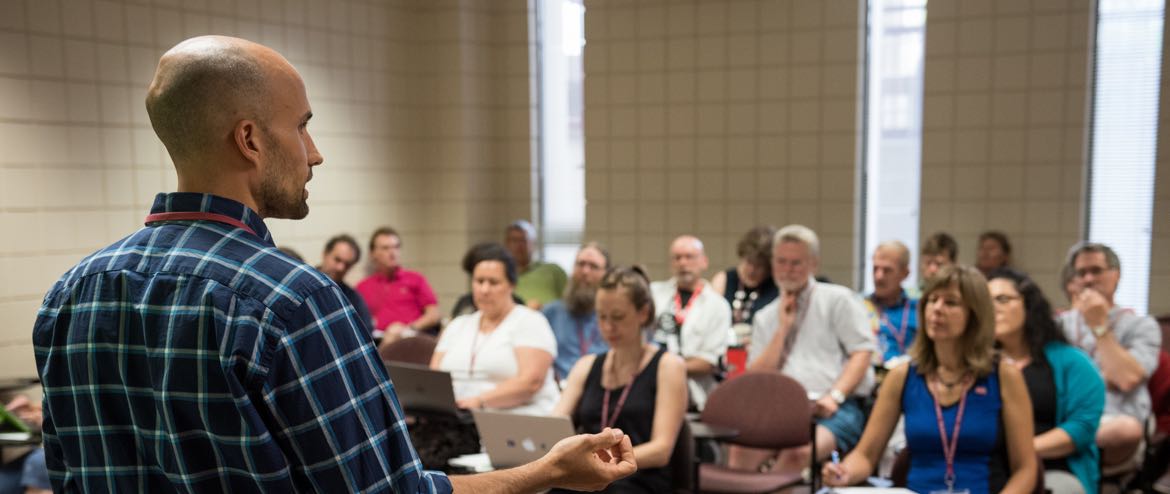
[[384, 362, 462, 416], [472, 410, 575, 468]]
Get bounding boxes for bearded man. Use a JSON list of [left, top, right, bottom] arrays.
[[541, 242, 611, 380]]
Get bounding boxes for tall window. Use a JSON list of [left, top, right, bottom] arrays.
[[1088, 0, 1164, 314], [863, 0, 927, 291], [534, 0, 586, 270]]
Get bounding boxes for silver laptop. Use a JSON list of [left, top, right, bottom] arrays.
[[472, 410, 576, 468], [384, 362, 461, 416]]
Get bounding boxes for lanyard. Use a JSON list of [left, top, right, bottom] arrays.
[[144, 212, 257, 237], [930, 375, 973, 491], [468, 327, 490, 375], [875, 297, 912, 353], [576, 319, 596, 357], [600, 349, 650, 428], [673, 282, 703, 326]]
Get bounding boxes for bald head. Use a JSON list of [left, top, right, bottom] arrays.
[[669, 235, 708, 290], [145, 36, 282, 164]]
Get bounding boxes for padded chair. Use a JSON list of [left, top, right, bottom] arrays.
[[697, 370, 812, 493], [890, 448, 1045, 493], [378, 334, 438, 366]]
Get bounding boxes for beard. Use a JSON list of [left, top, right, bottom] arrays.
[[564, 279, 598, 317], [255, 129, 310, 219]]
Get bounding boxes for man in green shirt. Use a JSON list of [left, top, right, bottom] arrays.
[[505, 220, 568, 309]]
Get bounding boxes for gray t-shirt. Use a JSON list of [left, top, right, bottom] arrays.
[[1058, 307, 1161, 420], [748, 280, 876, 397]]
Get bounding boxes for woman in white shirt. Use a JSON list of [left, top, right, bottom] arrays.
[[431, 243, 560, 415]]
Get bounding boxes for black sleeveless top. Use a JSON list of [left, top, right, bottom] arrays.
[[722, 267, 779, 325], [566, 347, 671, 494]]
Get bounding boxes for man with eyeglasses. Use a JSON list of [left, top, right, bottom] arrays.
[[542, 242, 612, 380], [1058, 242, 1161, 466]]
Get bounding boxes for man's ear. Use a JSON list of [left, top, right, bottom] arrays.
[[234, 119, 262, 167]]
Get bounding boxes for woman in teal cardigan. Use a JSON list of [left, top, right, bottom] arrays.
[[989, 268, 1104, 494]]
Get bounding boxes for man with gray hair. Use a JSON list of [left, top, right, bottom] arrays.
[[650, 235, 732, 409], [736, 225, 875, 476], [1058, 242, 1161, 466], [505, 220, 568, 310], [865, 240, 918, 364]]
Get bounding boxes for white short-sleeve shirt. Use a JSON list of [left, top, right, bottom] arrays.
[[436, 305, 560, 415]]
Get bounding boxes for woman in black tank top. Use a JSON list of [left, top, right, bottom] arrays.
[[551, 266, 689, 493]]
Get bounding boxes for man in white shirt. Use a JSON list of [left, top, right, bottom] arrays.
[[735, 225, 875, 476], [650, 235, 732, 410]]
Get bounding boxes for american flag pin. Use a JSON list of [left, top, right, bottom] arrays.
[[974, 386, 987, 395]]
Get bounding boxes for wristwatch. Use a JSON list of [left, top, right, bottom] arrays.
[[1091, 325, 1109, 337], [829, 388, 847, 405]]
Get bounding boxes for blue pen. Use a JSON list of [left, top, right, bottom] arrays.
[[831, 450, 841, 478]]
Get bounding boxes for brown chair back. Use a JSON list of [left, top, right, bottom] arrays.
[[698, 370, 811, 450], [379, 335, 438, 366]]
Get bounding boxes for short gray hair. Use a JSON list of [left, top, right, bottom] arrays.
[[774, 224, 820, 258], [875, 240, 911, 268], [1065, 242, 1121, 272], [506, 219, 536, 241]]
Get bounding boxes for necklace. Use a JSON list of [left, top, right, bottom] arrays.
[[934, 370, 970, 389]]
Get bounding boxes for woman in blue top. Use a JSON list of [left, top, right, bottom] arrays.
[[824, 265, 1037, 493], [989, 268, 1104, 494]]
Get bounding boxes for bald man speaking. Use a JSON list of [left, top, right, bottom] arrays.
[[649, 235, 732, 410], [32, 36, 634, 493]]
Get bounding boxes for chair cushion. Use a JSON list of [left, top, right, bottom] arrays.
[[699, 463, 803, 493]]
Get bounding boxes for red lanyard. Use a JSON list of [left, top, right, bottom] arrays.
[[876, 298, 912, 353], [601, 376, 635, 428], [144, 212, 257, 237], [577, 320, 595, 357], [468, 328, 489, 375], [930, 375, 972, 491], [673, 283, 703, 326]]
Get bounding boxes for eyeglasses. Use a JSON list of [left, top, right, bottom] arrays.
[[992, 294, 1021, 305], [1074, 266, 1114, 278]]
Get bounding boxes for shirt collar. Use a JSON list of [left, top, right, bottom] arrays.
[[869, 289, 909, 309], [149, 192, 273, 245]]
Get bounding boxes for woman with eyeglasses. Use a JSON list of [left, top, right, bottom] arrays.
[[989, 268, 1104, 494]]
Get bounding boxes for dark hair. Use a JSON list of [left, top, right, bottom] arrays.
[[986, 268, 1068, 361], [921, 232, 959, 261], [978, 230, 1012, 255], [324, 234, 361, 264], [368, 226, 400, 252], [464, 242, 518, 285], [910, 265, 996, 377], [736, 225, 776, 271], [599, 265, 656, 328]]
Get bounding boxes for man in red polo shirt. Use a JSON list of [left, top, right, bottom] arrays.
[[356, 227, 441, 344]]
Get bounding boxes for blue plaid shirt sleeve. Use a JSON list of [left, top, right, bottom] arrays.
[[258, 283, 451, 493]]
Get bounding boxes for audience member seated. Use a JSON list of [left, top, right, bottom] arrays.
[[710, 226, 779, 340], [505, 220, 567, 310], [1055, 261, 1081, 314], [316, 234, 374, 332], [357, 227, 441, 343], [451, 242, 526, 319], [551, 266, 687, 494], [431, 243, 561, 415], [542, 242, 612, 381], [989, 268, 1104, 494], [865, 240, 918, 365], [919, 231, 959, 283], [733, 225, 875, 476], [0, 395, 49, 494], [823, 265, 1037, 494], [976, 230, 1013, 275], [649, 235, 731, 410], [1058, 242, 1161, 466]]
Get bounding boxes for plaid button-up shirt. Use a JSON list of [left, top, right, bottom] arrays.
[[33, 192, 451, 493]]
